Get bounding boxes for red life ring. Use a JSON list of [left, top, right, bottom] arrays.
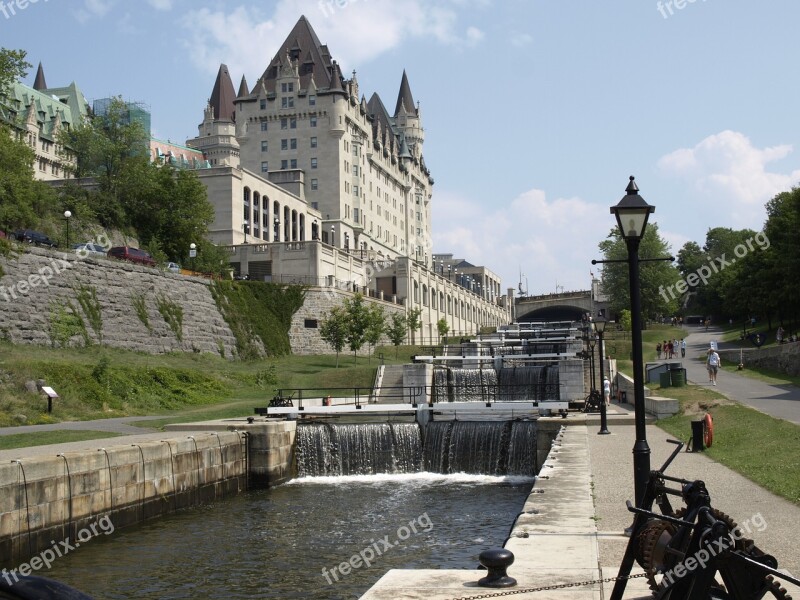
[[703, 413, 714, 448]]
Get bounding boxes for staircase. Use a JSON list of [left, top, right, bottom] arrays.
[[375, 365, 406, 403]]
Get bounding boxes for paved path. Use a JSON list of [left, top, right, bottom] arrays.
[[0, 415, 163, 437], [678, 326, 800, 424]]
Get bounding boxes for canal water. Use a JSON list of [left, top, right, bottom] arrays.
[[42, 473, 534, 599]]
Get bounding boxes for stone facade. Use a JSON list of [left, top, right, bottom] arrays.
[[289, 287, 405, 355], [0, 247, 237, 356]]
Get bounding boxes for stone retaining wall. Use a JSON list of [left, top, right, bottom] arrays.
[[0, 431, 247, 567], [719, 342, 800, 377], [0, 247, 237, 356]]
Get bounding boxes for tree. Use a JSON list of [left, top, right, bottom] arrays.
[[436, 318, 449, 344], [343, 293, 370, 361], [407, 307, 422, 345], [385, 312, 408, 358], [364, 304, 386, 362], [619, 309, 632, 332], [599, 222, 682, 322], [0, 48, 30, 94], [319, 306, 348, 367]]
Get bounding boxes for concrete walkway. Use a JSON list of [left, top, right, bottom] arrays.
[[682, 325, 800, 424]]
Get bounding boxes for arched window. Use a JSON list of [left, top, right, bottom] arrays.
[[413, 281, 419, 304]]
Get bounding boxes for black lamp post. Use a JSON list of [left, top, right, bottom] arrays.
[[588, 327, 597, 394], [63, 210, 72, 248], [344, 232, 349, 251], [330, 225, 335, 247], [189, 242, 196, 272], [274, 217, 280, 242], [611, 176, 655, 507], [312, 219, 318, 240], [595, 317, 610, 435]]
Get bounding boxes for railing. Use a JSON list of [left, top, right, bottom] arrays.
[[254, 382, 562, 413]]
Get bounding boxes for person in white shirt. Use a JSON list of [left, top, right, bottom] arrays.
[[603, 377, 611, 406], [706, 347, 721, 386]]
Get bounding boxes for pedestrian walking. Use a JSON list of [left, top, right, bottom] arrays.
[[603, 377, 611, 406], [656, 342, 662, 359], [680, 338, 686, 358], [706, 346, 721, 386]]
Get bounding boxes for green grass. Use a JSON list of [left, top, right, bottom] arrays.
[[719, 363, 800, 388], [0, 341, 414, 432], [0, 430, 123, 450], [656, 385, 800, 505]]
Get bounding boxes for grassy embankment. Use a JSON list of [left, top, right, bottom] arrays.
[[0, 342, 424, 445], [605, 324, 800, 505]]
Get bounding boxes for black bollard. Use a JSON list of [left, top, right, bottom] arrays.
[[477, 548, 517, 588]]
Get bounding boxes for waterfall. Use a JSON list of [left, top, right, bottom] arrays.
[[497, 365, 560, 401], [433, 368, 450, 402], [296, 420, 538, 477], [295, 423, 421, 477], [447, 368, 498, 402]]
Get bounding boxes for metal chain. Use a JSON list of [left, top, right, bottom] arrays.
[[449, 573, 648, 599]]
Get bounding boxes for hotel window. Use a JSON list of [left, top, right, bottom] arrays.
[[281, 118, 288, 130], [290, 118, 297, 129], [290, 138, 297, 150], [354, 208, 360, 222], [310, 136, 317, 148], [281, 139, 288, 150], [311, 179, 318, 190], [309, 94, 316, 106], [281, 97, 294, 108], [352, 165, 358, 176], [261, 161, 269, 172], [281, 160, 288, 170], [310, 116, 317, 127], [260, 121, 268, 131], [281, 82, 294, 93], [353, 185, 359, 196], [261, 141, 268, 152], [311, 158, 318, 169], [260, 99, 266, 110], [290, 159, 297, 169]]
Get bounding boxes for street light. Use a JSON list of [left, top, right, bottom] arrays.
[[344, 232, 349, 251], [611, 176, 654, 507], [330, 225, 335, 247], [274, 217, 280, 242], [312, 219, 318, 240], [189, 242, 197, 272], [595, 317, 610, 435], [63, 210, 72, 248]]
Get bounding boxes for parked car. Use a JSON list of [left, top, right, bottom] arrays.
[[107, 246, 156, 267], [165, 262, 181, 273], [11, 229, 58, 247], [73, 242, 108, 258]]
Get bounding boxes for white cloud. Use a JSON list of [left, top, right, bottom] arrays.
[[433, 188, 607, 295], [658, 130, 800, 226], [510, 33, 533, 47], [147, 0, 173, 10], [180, 0, 488, 78], [74, 0, 115, 23]]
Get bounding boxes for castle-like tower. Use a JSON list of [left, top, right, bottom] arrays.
[[228, 16, 434, 264]]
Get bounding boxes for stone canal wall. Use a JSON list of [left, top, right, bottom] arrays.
[[0, 246, 238, 356], [0, 431, 247, 567]]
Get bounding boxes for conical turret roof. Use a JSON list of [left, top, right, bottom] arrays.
[[209, 64, 237, 122]]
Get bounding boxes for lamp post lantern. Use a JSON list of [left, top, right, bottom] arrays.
[[611, 176, 655, 507], [595, 317, 610, 435], [330, 225, 335, 247], [63, 210, 72, 248], [274, 217, 280, 242]]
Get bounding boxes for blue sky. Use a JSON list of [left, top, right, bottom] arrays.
[[4, 0, 800, 295]]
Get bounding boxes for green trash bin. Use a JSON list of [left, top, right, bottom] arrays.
[[671, 369, 686, 387], [659, 371, 671, 388]]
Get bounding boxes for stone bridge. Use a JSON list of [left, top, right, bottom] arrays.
[[515, 290, 606, 322]]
